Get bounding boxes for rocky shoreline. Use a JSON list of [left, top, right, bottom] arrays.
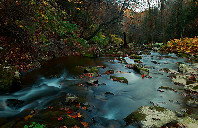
[[124, 59, 198, 127]]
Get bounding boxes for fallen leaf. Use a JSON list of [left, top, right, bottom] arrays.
[[24, 114, 33, 121], [81, 122, 88, 128]]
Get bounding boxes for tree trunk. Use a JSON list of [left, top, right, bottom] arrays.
[[161, 0, 166, 43], [123, 32, 127, 47]]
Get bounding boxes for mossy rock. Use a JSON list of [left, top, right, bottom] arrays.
[[105, 70, 114, 75], [161, 120, 179, 128], [159, 86, 175, 91], [110, 76, 128, 84], [63, 116, 84, 128], [84, 67, 98, 73], [134, 59, 142, 63], [149, 106, 166, 112], [124, 109, 146, 125], [0, 65, 21, 92], [132, 64, 149, 75], [163, 68, 170, 72], [130, 55, 142, 59], [192, 86, 198, 90], [177, 53, 189, 58]]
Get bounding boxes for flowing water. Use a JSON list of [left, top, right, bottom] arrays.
[[0, 52, 191, 127]]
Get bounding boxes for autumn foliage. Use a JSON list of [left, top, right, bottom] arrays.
[[161, 36, 198, 56]]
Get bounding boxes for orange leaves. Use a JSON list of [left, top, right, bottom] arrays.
[[58, 116, 64, 121], [68, 114, 78, 118], [166, 36, 198, 55], [81, 106, 87, 110], [24, 114, 34, 121], [81, 122, 88, 128], [77, 112, 82, 118], [68, 112, 82, 119]]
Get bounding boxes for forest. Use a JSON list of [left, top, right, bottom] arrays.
[[0, 0, 198, 128]]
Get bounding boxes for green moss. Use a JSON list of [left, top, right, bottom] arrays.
[[134, 59, 141, 63], [63, 116, 84, 128], [130, 55, 142, 59], [77, 96, 86, 103], [132, 64, 149, 74], [84, 67, 98, 73], [177, 53, 189, 58], [159, 86, 175, 91], [192, 86, 198, 90], [110, 76, 128, 84], [140, 68, 149, 72], [124, 109, 146, 125], [149, 106, 166, 112]]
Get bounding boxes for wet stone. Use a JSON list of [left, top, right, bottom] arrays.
[[6, 99, 24, 109]]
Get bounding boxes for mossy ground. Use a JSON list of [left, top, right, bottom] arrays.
[[124, 109, 146, 125], [0, 65, 21, 92], [148, 106, 166, 112]]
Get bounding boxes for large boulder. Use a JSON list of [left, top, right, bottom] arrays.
[[124, 106, 178, 128], [125, 106, 198, 128], [178, 117, 198, 128], [186, 99, 198, 107], [172, 74, 187, 85], [184, 83, 198, 93], [178, 64, 197, 74], [126, 64, 149, 76]]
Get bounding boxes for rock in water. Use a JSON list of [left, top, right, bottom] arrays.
[[6, 99, 24, 109], [86, 78, 98, 86], [124, 106, 177, 128]]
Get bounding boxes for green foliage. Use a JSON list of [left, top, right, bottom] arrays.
[[90, 32, 109, 47], [24, 122, 45, 128], [110, 34, 123, 46], [84, 67, 98, 73], [192, 86, 198, 90]]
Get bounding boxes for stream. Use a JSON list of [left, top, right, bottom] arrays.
[[0, 52, 192, 127]]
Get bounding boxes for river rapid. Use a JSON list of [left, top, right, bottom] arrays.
[[0, 52, 192, 127]]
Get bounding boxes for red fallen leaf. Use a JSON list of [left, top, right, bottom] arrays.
[[48, 107, 53, 109], [68, 114, 77, 118], [58, 117, 63, 121], [76, 103, 80, 108], [72, 125, 80, 128], [113, 78, 117, 81], [67, 110, 73, 114], [141, 74, 145, 79]]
